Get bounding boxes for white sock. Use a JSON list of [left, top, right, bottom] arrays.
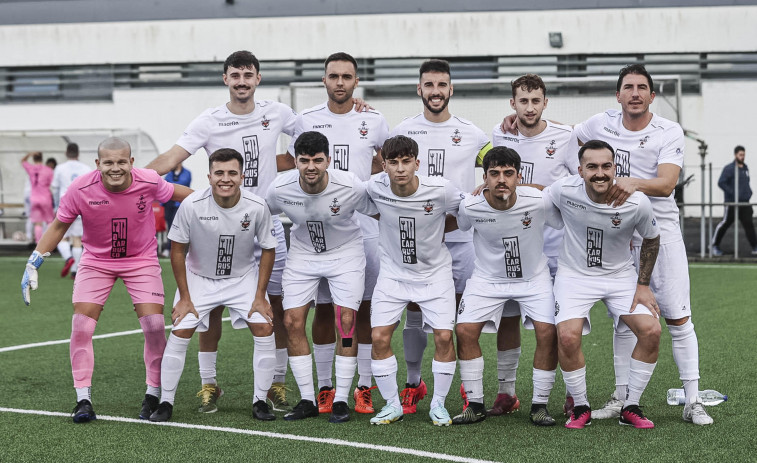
[[625, 358, 656, 406], [313, 343, 335, 389], [198, 351, 217, 386], [146, 385, 160, 397], [273, 348, 288, 384], [71, 246, 83, 272], [289, 354, 315, 403], [160, 334, 191, 405], [57, 241, 72, 260], [613, 328, 636, 400], [357, 343, 373, 387], [253, 334, 276, 403], [372, 356, 400, 409], [459, 357, 484, 404], [532, 368, 556, 405], [334, 355, 357, 403], [561, 366, 588, 407], [76, 387, 91, 402], [430, 359, 456, 409], [497, 347, 520, 395], [403, 310, 426, 386], [668, 321, 700, 402]]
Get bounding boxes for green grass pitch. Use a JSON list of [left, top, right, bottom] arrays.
[[1, 257, 755, 462]]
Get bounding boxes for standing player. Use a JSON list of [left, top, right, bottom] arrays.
[[486, 74, 577, 416], [453, 147, 563, 426], [550, 140, 661, 429], [21, 151, 54, 243], [52, 143, 93, 278], [573, 64, 713, 425], [366, 135, 462, 426], [149, 148, 277, 422], [267, 131, 377, 423], [390, 59, 491, 414], [146, 50, 296, 413], [287, 52, 389, 415], [21, 137, 192, 423]]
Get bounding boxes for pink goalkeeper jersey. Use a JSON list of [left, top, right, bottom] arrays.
[[57, 168, 174, 268], [22, 161, 54, 205]]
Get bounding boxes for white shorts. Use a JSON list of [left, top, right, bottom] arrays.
[[317, 236, 379, 304], [254, 217, 287, 296], [446, 241, 475, 294], [172, 268, 268, 332], [371, 277, 456, 332], [553, 271, 655, 335], [632, 240, 691, 320], [283, 253, 365, 310], [459, 269, 555, 332], [64, 217, 83, 238]]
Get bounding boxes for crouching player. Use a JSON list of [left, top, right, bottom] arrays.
[[149, 148, 278, 422], [21, 137, 192, 423], [549, 140, 661, 429], [453, 147, 563, 425]]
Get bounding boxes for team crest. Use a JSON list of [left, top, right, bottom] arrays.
[[423, 200, 434, 214], [521, 211, 532, 228], [546, 140, 557, 156], [261, 115, 270, 129], [241, 213, 251, 230], [358, 121, 369, 138], [611, 212, 622, 228], [451, 129, 462, 145], [638, 135, 649, 148], [136, 194, 146, 212], [330, 198, 341, 215]]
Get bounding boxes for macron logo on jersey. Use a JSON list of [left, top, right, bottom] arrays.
[[219, 121, 239, 127], [603, 127, 620, 137], [89, 200, 109, 206], [313, 124, 333, 129]]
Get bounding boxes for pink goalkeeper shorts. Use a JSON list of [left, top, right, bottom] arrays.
[[72, 261, 165, 306]]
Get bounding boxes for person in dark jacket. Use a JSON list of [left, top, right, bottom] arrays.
[[711, 145, 757, 256]]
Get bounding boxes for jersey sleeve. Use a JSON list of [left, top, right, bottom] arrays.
[[167, 200, 191, 244], [456, 196, 473, 232], [286, 114, 304, 155], [175, 112, 211, 155], [634, 195, 660, 239], [541, 187, 564, 229], [658, 124, 685, 168], [374, 116, 390, 153], [573, 113, 604, 144], [56, 187, 80, 224], [280, 104, 298, 137], [155, 175, 176, 203], [265, 183, 282, 215], [565, 131, 581, 175], [255, 204, 278, 250], [444, 181, 464, 215], [353, 177, 379, 216], [547, 177, 566, 208]]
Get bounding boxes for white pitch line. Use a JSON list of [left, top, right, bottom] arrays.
[[0, 317, 232, 353], [0, 407, 499, 463], [689, 264, 757, 269]]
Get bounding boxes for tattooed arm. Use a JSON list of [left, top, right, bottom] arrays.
[[631, 235, 661, 316]]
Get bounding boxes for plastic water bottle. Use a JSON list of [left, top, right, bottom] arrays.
[[666, 388, 728, 406]]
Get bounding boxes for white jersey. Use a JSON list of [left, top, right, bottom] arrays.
[[52, 160, 93, 201], [548, 175, 659, 278], [573, 110, 684, 245], [457, 186, 562, 282], [168, 188, 277, 279], [391, 113, 489, 242], [176, 100, 297, 197], [266, 169, 377, 260], [287, 102, 389, 238], [366, 173, 462, 283]]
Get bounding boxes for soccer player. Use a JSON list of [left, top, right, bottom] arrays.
[[149, 148, 277, 422], [21, 137, 192, 423], [286, 52, 389, 415], [21, 151, 54, 243], [453, 147, 563, 426], [573, 64, 713, 425], [390, 59, 491, 414], [366, 135, 462, 426], [266, 131, 377, 423], [145, 50, 296, 413], [549, 140, 661, 429], [51, 143, 93, 278], [487, 74, 578, 417]]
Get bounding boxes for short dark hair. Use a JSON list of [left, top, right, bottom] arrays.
[[31, 151, 43, 163], [735, 145, 746, 154], [45, 157, 57, 169], [511, 74, 546, 99], [578, 139, 615, 162], [224, 50, 260, 74], [617, 64, 654, 92], [482, 147, 521, 173], [208, 148, 243, 171], [419, 59, 451, 79], [294, 131, 330, 158], [324, 52, 358, 74], [65, 142, 79, 159], [382, 135, 418, 160]]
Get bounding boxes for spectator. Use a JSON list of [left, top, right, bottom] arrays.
[[161, 162, 191, 256], [711, 145, 757, 256]]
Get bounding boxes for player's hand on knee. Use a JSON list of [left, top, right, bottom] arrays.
[[249, 296, 273, 326], [172, 298, 198, 325], [631, 285, 659, 318], [21, 250, 49, 306]]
